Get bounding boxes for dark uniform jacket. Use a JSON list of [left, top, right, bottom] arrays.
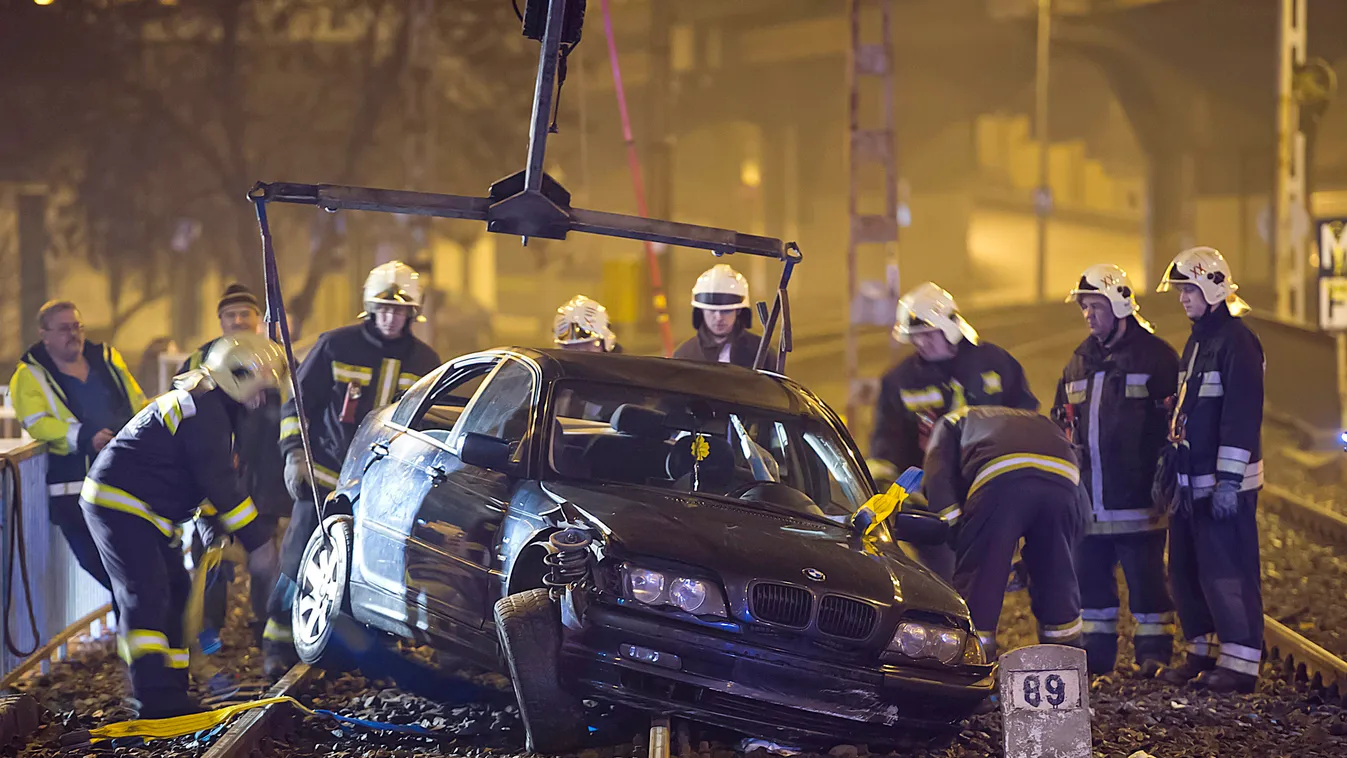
[[181, 340, 289, 518], [81, 377, 270, 551], [1171, 303, 1264, 499], [871, 340, 1038, 474], [1053, 318, 1180, 535], [672, 328, 776, 371], [923, 406, 1083, 528], [280, 322, 440, 491]]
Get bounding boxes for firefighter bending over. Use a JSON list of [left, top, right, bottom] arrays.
[[263, 261, 441, 676], [1155, 246, 1265, 694], [871, 283, 1037, 580], [1056, 264, 1179, 676], [922, 406, 1086, 660], [79, 334, 285, 719]]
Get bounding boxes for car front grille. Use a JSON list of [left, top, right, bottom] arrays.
[[817, 595, 878, 639], [750, 583, 812, 627]]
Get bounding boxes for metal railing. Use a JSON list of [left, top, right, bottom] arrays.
[[0, 441, 116, 681]]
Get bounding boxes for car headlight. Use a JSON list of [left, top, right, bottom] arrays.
[[669, 578, 708, 613], [629, 568, 666, 604], [622, 564, 726, 617], [888, 621, 967, 665]]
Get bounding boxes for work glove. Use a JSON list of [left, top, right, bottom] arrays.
[[284, 449, 311, 501], [1152, 448, 1179, 516], [1211, 480, 1240, 520]]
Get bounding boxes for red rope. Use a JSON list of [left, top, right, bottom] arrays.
[[599, 0, 675, 357]]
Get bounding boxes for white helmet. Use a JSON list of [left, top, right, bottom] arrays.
[[554, 295, 616, 351], [1156, 246, 1250, 315], [202, 332, 287, 403], [893, 282, 979, 346], [1067, 264, 1153, 333], [362, 261, 424, 320], [691, 264, 750, 311]]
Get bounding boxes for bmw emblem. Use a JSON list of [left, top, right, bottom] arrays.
[[802, 568, 826, 582]]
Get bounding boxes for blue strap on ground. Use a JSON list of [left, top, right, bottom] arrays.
[[315, 710, 435, 734]]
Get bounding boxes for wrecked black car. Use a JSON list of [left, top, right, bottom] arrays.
[[290, 347, 994, 752]]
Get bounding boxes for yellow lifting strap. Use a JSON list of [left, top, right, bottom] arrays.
[[86, 696, 318, 743], [183, 542, 224, 656]]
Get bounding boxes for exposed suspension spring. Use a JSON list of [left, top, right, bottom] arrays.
[[544, 528, 592, 588]]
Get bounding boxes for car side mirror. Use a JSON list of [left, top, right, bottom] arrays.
[[460, 432, 512, 472], [888, 511, 950, 546]]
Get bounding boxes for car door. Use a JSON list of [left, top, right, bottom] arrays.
[[404, 355, 541, 630], [351, 356, 498, 628]]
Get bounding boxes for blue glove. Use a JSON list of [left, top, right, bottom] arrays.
[[1211, 480, 1240, 520]]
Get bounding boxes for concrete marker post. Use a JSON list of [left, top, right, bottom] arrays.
[[1000, 644, 1092, 758]]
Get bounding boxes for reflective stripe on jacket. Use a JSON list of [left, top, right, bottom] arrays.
[[923, 406, 1081, 527], [9, 341, 147, 490], [1054, 318, 1180, 535]]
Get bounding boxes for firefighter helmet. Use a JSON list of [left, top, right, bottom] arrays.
[[1067, 263, 1154, 332], [202, 332, 288, 403], [691, 264, 753, 330], [1156, 246, 1249, 315], [691, 264, 750, 310], [554, 295, 616, 351], [893, 282, 979, 346], [362, 261, 425, 321]]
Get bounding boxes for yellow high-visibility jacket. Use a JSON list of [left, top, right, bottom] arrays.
[[10, 341, 147, 496]]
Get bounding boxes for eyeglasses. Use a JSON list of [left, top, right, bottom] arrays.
[[369, 304, 411, 317], [44, 322, 85, 336]]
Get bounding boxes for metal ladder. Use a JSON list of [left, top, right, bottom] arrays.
[[845, 0, 900, 431]]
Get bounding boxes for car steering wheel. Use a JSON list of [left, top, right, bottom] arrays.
[[724, 480, 773, 499]]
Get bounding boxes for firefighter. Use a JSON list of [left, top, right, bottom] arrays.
[[263, 261, 441, 675], [1154, 246, 1265, 694], [554, 295, 620, 353], [79, 333, 285, 719], [10, 300, 147, 609], [922, 405, 1087, 660], [672, 264, 774, 370], [870, 282, 1038, 580], [1055, 264, 1179, 676], [179, 284, 289, 648]]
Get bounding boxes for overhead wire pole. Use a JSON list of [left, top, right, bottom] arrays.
[[1275, 0, 1309, 323], [598, 0, 676, 357], [1034, 0, 1052, 302], [845, 0, 899, 429]]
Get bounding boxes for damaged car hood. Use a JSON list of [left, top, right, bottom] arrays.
[[542, 482, 966, 621]]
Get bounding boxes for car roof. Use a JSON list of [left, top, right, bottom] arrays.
[[507, 347, 810, 415]]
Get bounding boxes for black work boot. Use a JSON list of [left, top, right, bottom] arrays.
[[130, 695, 205, 721], [1158, 654, 1216, 685], [1192, 667, 1257, 694]]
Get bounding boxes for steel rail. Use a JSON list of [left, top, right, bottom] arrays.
[[201, 663, 316, 758], [1263, 615, 1347, 697], [1260, 484, 1347, 547]]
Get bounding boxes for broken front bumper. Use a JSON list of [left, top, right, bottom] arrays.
[[560, 604, 995, 745]]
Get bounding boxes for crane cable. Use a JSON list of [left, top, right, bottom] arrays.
[[598, 0, 676, 358]]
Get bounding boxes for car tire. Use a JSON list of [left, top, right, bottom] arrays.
[[494, 588, 585, 754], [292, 515, 355, 670]]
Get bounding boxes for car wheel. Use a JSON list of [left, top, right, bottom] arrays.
[[494, 588, 585, 754], [292, 515, 355, 669]]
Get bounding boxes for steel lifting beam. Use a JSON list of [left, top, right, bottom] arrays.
[[249, 181, 792, 261]]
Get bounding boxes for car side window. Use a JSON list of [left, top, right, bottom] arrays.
[[390, 365, 450, 426], [451, 358, 537, 459], [409, 360, 499, 433]]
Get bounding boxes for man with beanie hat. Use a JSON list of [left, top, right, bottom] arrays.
[[179, 284, 289, 649]]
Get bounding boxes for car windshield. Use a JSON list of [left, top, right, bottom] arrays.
[[546, 380, 870, 521]]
